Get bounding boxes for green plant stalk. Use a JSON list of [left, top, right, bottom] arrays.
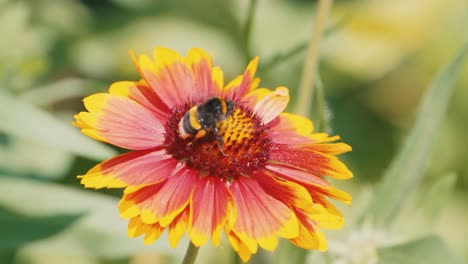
[[294, 0, 333, 117], [259, 19, 344, 73], [232, 248, 242, 264], [243, 0, 258, 62], [276, 1, 334, 264], [259, 42, 308, 73], [181, 242, 199, 264], [311, 71, 329, 132]]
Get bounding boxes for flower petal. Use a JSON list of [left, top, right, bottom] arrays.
[[268, 112, 315, 144], [132, 47, 195, 108], [265, 164, 352, 204], [211, 66, 224, 93], [126, 216, 165, 245], [168, 208, 190, 248], [270, 144, 353, 180], [119, 183, 165, 220], [79, 149, 177, 189], [299, 142, 352, 155], [226, 230, 254, 263], [143, 222, 165, 245], [189, 176, 233, 247], [74, 93, 165, 150], [251, 87, 289, 124], [185, 48, 218, 99], [222, 57, 259, 100], [229, 177, 299, 251], [242, 88, 271, 108], [253, 170, 314, 213], [274, 113, 314, 135], [268, 114, 354, 151], [108, 80, 170, 122], [119, 167, 198, 226], [312, 193, 344, 216], [308, 193, 345, 230], [153, 47, 184, 69], [289, 209, 328, 251], [128, 216, 148, 238]]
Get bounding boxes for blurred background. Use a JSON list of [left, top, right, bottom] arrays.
[[0, 0, 467, 263]]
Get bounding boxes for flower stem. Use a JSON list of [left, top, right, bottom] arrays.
[[181, 242, 199, 264], [259, 19, 343, 73], [259, 42, 308, 73], [312, 70, 329, 132], [242, 0, 258, 62], [294, 0, 334, 117]]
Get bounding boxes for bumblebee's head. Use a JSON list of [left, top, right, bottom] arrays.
[[199, 97, 233, 118]]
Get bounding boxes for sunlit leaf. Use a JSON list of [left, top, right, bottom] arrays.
[[0, 135, 74, 179], [18, 78, 105, 107], [420, 172, 457, 223], [368, 44, 468, 225], [0, 207, 83, 253], [0, 92, 117, 161], [378, 235, 463, 264]]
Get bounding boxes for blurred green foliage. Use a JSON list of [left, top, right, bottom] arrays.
[[1, 0, 467, 263], [378, 235, 463, 264], [0, 207, 83, 254]]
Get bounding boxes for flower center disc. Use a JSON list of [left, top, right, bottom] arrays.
[[164, 104, 271, 181]]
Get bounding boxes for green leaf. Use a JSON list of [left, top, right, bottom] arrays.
[[420, 172, 457, 223], [0, 250, 16, 264], [0, 135, 75, 179], [0, 177, 185, 260], [0, 92, 117, 161], [17, 78, 105, 107], [378, 235, 463, 264], [368, 44, 468, 225], [310, 71, 330, 133], [0, 207, 83, 253]]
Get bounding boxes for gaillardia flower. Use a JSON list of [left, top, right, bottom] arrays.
[[74, 47, 352, 262]]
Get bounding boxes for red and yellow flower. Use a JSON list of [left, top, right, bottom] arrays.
[[74, 47, 352, 262]]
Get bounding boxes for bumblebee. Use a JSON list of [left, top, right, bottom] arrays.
[[178, 97, 234, 152]]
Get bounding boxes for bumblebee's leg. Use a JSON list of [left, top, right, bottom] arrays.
[[213, 127, 226, 155], [194, 130, 207, 139]]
